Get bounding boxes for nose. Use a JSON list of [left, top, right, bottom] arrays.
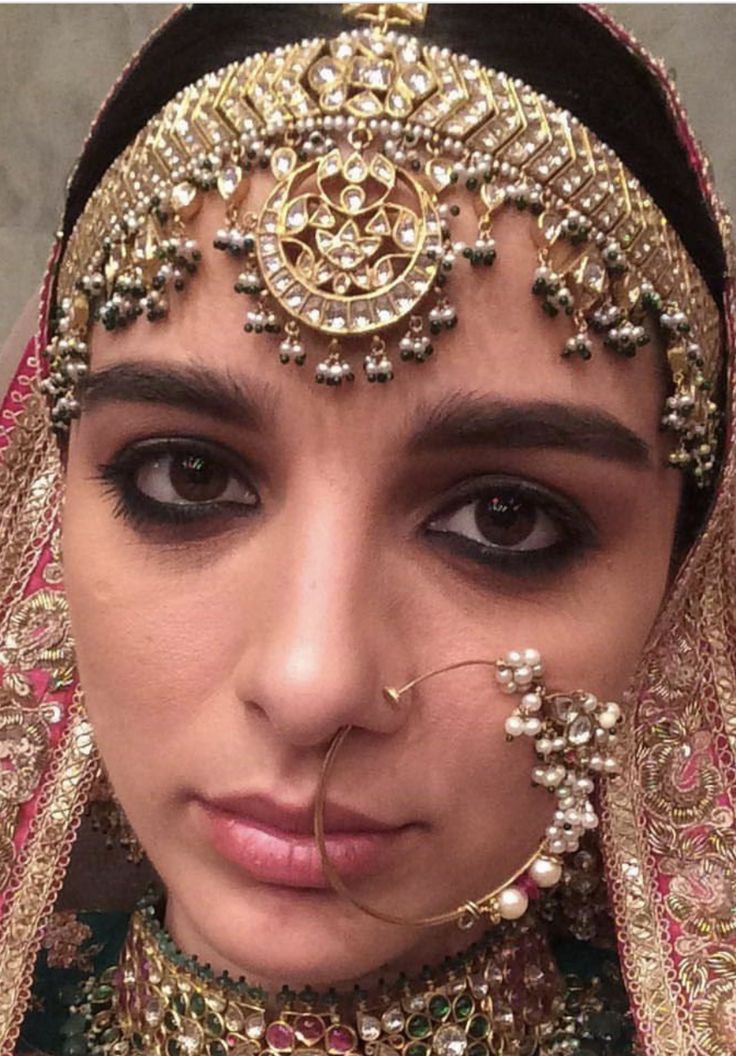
[[232, 489, 406, 749]]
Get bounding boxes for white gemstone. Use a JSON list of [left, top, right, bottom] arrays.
[[357, 1014, 381, 1042], [433, 1025, 467, 1056], [402, 63, 431, 94], [381, 1007, 404, 1033], [271, 147, 297, 179], [285, 200, 308, 232], [324, 303, 347, 330], [345, 153, 368, 183]]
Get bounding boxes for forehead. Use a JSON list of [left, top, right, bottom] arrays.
[[87, 195, 669, 457]]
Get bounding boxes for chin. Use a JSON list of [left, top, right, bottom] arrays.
[[163, 865, 436, 988]]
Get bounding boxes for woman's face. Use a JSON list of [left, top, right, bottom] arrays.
[[61, 191, 681, 990]]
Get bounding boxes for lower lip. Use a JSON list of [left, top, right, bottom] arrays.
[[197, 803, 406, 889]]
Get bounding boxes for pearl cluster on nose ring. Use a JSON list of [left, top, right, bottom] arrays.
[[496, 649, 622, 860]]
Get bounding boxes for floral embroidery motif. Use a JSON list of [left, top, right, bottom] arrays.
[[692, 978, 736, 1056], [640, 710, 722, 827]]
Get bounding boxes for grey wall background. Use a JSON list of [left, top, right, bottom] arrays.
[[1, 4, 735, 343]]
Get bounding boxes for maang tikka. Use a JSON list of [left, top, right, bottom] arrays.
[[313, 647, 622, 931], [45, 7, 720, 483]]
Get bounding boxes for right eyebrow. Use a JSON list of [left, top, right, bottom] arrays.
[[79, 361, 278, 431]]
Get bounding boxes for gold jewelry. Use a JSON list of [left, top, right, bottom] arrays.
[[44, 11, 720, 482], [313, 648, 622, 931], [69, 898, 569, 1056]]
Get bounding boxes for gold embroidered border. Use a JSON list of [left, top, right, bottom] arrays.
[[603, 277, 736, 1055], [0, 693, 95, 1056]]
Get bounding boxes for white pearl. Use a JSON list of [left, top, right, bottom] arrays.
[[496, 668, 514, 685], [505, 650, 523, 667], [606, 702, 622, 723], [529, 857, 562, 888], [523, 648, 541, 667], [549, 837, 566, 855], [497, 886, 528, 920], [524, 717, 542, 736], [521, 692, 542, 712], [598, 710, 618, 730], [514, 665, 533, 686], [604, 757, 619, 774], [505, 715, 524, 738]]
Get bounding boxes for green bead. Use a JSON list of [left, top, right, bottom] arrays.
[[428, 995, 451, 1020], [173, 994, 188, 1016], [468, 1044, 488, 1056], [190, 994, 206, 1018], [167, 1040, 181, 1056], [407, 1015, 431, 1039], [209, 1044, 228, 1056], [100, 1027, 123, 1045]]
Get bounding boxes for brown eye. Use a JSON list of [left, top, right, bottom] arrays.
[[135, 452, 257, 508], [430, 486, 562, 553], [475, 492, 536, 547], [169, 454, 229, 502]]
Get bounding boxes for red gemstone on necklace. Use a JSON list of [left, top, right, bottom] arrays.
[[296, 1016, 324, 1044], [326, 1025, 356, 1054], [266, 1022, 296, 1051]]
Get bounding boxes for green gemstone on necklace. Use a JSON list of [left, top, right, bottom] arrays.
[[173, 993, 187, 1016], [468, 1043, 488, 1056], [407, 1014, 431, 1039], [453, 995, 474, 1020], [166, 1040, 180, 1056], [190, 993, 206, 1018], [467, 1016, 489, 1040], [428, 995, 450, 1021], [91, 984, 114, 1004], [209, 1043, 228, 1056], [164, 1010, 180, 1031], [406, 1043, 428, 1056], [206, 1012, 226, 1037]]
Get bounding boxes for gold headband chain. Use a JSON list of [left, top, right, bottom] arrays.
[[44, 6, 721, 483]]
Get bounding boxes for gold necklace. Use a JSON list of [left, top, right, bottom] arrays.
[[71, 901, 567, 1056]]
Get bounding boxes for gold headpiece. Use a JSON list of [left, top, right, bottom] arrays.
[[45, 8, 721, 482]]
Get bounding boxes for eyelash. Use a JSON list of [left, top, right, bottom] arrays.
[[96, 437, 260, 528], [96, 439, 597, 573], [424, 476, 597, 576]]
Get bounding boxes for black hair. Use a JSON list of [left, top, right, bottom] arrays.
[[63, 4, 726, 306]]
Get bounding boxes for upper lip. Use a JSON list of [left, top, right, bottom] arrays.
[[200, 792, 407, 836]]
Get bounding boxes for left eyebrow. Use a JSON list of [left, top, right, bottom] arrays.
[[405, 393, 652, 467]]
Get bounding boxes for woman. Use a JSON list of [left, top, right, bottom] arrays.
[[0, 5, 734, 1055]]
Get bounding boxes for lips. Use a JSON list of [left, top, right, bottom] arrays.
[[195, 793, 414, 890]]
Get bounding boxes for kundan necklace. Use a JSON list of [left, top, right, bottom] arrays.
[[65, 901, 570, 1056]]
